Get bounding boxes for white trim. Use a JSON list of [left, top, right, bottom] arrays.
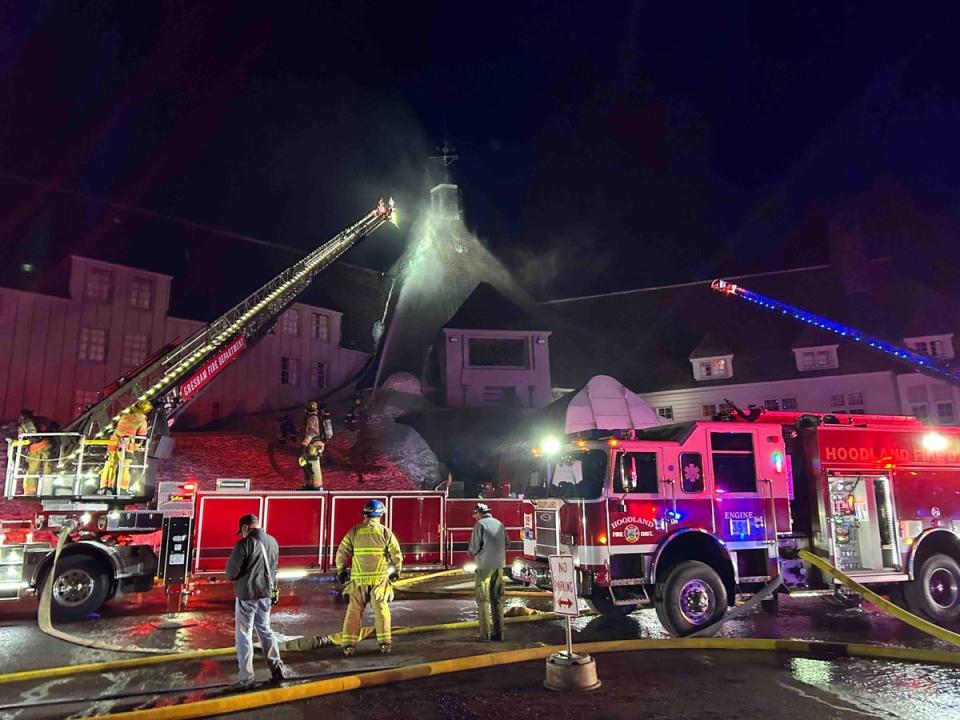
[[637, 369, 897, 399]]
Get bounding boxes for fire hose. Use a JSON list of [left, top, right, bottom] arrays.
[[11, 550, 960, 718]]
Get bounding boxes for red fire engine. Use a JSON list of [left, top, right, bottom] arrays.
[[1, 200, 402, 618], [509, 279, 960, 635]]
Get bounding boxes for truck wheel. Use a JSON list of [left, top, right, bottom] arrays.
[[48, 556, 111, 621], [585, 588, 637, 618], [904, 553, 960, 624], [655, 561, 727, 636]]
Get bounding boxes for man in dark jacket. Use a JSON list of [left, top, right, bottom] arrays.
[[225, 513, 288, 688]]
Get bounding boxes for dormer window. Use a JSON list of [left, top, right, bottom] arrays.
[[793, 345, 839, 372], [905, 335, 954, 361], [692, 356, 733, 381]]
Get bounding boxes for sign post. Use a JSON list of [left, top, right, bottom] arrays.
[[549, 554, 579, 657], [544, 554, 600, 691]]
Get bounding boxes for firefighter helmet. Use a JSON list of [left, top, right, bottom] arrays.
[[362, 499, 385, 517], [474, 502, 491, 515], [134, 400, 153, 415]]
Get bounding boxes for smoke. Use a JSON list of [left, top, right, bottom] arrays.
[[503, 223, 618, 300]]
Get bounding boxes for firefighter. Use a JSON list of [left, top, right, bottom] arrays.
[[17, 410, 50, 495], [98, 400, 151, 495], [468, 502, 506, 641], [335, 499, 403, 656], [299, 400, 324, 490]]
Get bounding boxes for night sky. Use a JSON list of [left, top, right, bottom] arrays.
[[2, 2, 960, 301]]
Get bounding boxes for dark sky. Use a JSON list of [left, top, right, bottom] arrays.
[[2, 1, 960, 301]]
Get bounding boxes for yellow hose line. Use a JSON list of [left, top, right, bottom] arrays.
[[392, 568, 465, 588], [399, 585, 552, 599], [0, 611, 560, 686], [97, 637, 960, 720], [798, 549, 960, 647]]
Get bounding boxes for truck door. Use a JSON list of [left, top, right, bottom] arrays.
[[708, 430, 774, 553]]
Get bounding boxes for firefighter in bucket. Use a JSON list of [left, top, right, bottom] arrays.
[[98, 400, 152, 495]]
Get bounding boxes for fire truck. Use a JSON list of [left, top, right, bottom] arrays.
[[1, 199, 405, 619], [510, 280, 960, 635]]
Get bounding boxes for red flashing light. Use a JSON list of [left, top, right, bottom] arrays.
[[182, 483, 197, 492], [607, 438, 619, 448]]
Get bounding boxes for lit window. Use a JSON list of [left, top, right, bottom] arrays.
[[937, 402, 956, 424], [656, 407, 674, 420], [74, 389, 99, 414], [129, 277, 153, 309], [828, 394, 845, 408], [847, 392, 864, 406], [781, 397, 798, 411], [313, 313, 330, 341], [280, 357, 299, 385], [763, 399, 780, 411], [121, 334, 148, 367], [85, 268, 112, 302], [699, 359, 728, 378], [79, 328, 107, 362], [280, 309, 300, 336], [702, 404, 717, 418], [311, 361, 327, 389]]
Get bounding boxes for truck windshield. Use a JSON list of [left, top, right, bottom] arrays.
[[525, 450, 608, 500]]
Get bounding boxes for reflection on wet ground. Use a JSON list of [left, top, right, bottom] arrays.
[[1, 577, 959, 719]]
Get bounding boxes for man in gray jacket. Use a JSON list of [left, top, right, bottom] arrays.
[[225, 513, 288, 688], [467, 502, 507, 641]]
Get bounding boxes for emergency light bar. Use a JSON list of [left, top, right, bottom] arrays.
[[216, 478, 251, 492], [711, 279, 960, 386]]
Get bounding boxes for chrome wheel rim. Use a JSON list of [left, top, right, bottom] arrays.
[[928, 567, 959, 610], [679, 579, 714, 625], [53, 569, 95, 607]]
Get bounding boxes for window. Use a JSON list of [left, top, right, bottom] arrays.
[[702, 404, 717, 418], [78, 328, 107, 362], [121, 334, 148, 367], [482, 385, 519, 406], [615, 452, 659, 494], [937, 402, 956, 424], [847, 392, 864, 406], [538, 450, 608, 500], [913, 404, 929, 421], [763, 399, 780, 411], [129, 277, 153, 309], [280, 309, 300, 336], [656, 406, 674, 420], [781, 397, 798, 411], [711, 432, 757, 493], [829, 394, 845, 408], [699, 358, 729, 378], [280, 357, 299, 385], [311, 361, 327, 390], [85, 268, 112, 301], [680, 452, 704, 493], [74, 389, 99, 414], [906, 335, 955, 360], [469, 338, 529, 367], [312, 313, 330, 341], [795, 346, 839, 371]]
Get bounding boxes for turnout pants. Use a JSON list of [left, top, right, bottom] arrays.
[[235, 598, 283, 684], [475, 568, 505, 640], [302, 459, 322, 489], [341, 580, 393, 646], [23, 447, 50, 494]]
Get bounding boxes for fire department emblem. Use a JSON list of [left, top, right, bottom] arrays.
[[624, 524, 641, 543]]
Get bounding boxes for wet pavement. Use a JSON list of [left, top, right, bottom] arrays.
[[1, 577, 960, 719]]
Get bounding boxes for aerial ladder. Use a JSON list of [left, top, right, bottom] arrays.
[[711, 278, 960, 386], [5, 199, 397, 507]]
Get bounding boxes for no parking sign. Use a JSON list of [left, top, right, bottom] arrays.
[[549, 554, 580, 617]]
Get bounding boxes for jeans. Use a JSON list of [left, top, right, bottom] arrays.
[[235, 597, 283, 683]]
